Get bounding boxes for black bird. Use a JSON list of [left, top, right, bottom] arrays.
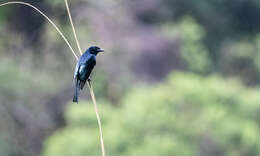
[[73, 46, 104, 103]]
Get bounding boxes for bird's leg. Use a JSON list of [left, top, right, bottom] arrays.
[[87, 76, 92, 88], [87, 76, 91, 82]]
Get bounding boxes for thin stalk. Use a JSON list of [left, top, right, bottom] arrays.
[[0, 1, 79, 60], [87, 81, 106, 156], [64, 0, 83, 55], [64, 1, 106, 156]]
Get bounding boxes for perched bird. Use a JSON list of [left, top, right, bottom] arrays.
[[73, 46, 104, 103]]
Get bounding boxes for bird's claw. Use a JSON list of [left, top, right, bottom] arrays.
[[87, 77, 91, 82], [87, 77, 92, 88]]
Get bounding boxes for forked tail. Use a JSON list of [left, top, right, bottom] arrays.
[[73, 80, 80, 103]]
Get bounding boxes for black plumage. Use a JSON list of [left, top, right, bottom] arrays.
[[73, 46, 104, 103]]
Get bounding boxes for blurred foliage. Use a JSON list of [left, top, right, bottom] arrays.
[[0, 58, 62, 155], [43, 72, 260, 156], [0, 58, 57, 100], [0, 135, 11, 156], [162, 17, 211, 73], [219, 34, 260, 84], [1, 0, 260, 155], [161, 0, 260, 60], [0, 7, 9, 25]]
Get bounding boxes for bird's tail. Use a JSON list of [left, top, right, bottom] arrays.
[[73, 80, 80, 103]]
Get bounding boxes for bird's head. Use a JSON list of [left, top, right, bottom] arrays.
[[88, 46, 104, 55]]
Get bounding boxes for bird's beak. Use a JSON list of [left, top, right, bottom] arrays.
[[99, 48, 105, 52]]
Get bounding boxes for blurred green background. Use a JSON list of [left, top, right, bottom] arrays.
[[1, 0, 260, 155]]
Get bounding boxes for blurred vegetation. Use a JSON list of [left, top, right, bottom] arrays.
[[0, 0, 260, 155], [43, 72, 260, 156], [161, 17, 211, 73]]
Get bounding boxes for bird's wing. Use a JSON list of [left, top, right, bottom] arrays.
[[79, 64, 86, 75], [86, 55, 96, 74], [78, 58, 95, 75], [87, 55, 96, 68], [78, 55, 96, 79]]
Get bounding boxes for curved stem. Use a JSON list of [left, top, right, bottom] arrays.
[[0, 1, 79, 60], [87, 81, 106, 156], [64, 0, 83, 55], [64, 1, 106, 156]]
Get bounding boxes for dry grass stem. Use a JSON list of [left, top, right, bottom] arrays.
[[65, 1, 106, 156], [87, 81, 106, 156], [0, 1, 79, 60], [64, 0, 83, 55]]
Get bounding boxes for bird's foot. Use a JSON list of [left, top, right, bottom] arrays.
[[87, 77, 92, 88], [87, 77, 91, 82]]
